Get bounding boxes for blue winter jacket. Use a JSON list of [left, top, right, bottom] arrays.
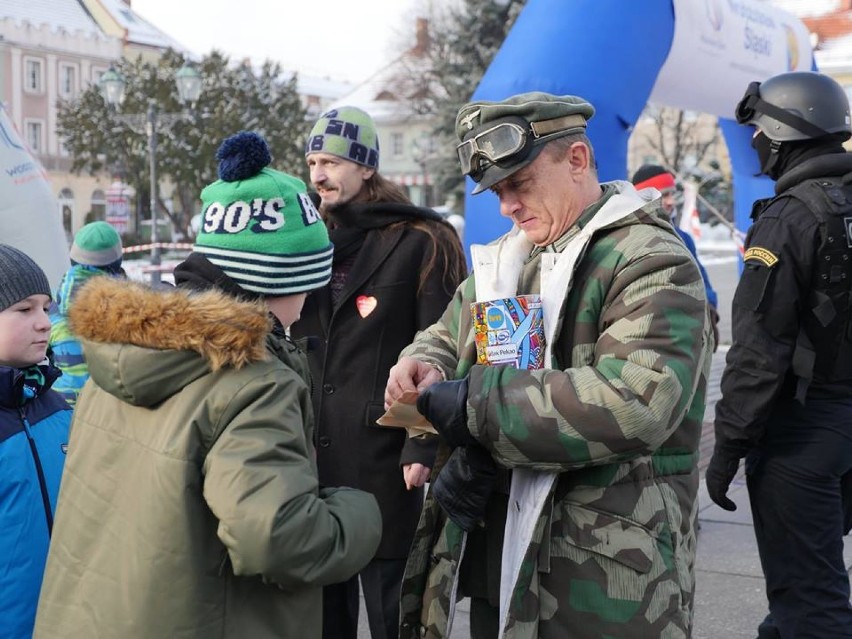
[[0, 360, 71, 638], [49, 264, 115, 407], [677, 228, 719, 308]]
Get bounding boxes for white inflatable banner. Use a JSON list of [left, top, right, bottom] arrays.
[[650, 0, 813, 119], [0, 104, 69, 288]]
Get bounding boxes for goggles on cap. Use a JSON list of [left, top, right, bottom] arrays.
[[457, 113, 587, 180]]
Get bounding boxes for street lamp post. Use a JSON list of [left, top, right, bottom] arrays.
[[99, 63, 202, 284]]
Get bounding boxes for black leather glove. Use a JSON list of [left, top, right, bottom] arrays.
[[416, 377, 475, 449], [710, 306, 721, 353], [431, 445, 498, 532], [706, 443, 748, 511]]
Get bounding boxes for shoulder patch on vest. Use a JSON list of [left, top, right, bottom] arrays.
[[743, 247, 779, 267]]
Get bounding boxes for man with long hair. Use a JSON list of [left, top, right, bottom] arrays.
[[293, 106, 468, 639]]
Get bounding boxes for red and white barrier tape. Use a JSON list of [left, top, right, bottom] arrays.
[[123, 242, 194, 254]]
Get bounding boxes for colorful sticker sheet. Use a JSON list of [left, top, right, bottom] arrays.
[[471, 295, 545, 370]]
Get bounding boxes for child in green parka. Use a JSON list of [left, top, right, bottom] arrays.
[[34, 133, 382, 638]]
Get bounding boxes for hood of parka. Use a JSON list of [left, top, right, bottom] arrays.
[[69, 277, 272, 407]]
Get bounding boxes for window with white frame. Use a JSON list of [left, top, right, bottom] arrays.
[[391, 132, 404, 157], [59, 63, 78, 98], [25, 120, 44, 153], [24, 57, 44, 93]]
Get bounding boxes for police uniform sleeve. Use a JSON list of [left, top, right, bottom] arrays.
[[714, 198, 819, 447]]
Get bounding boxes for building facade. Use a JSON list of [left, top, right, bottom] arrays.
[[329, 18, 446, 209], [0, 2, 122, 240], [1, 0, 355, 240]]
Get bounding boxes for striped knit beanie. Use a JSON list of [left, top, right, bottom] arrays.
[[305, 106, 380, 169], [195, 131, 333, 296], [0, 244, 51, 311]]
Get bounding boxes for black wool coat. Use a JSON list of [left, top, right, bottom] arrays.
[[290, 204, 464, 558]]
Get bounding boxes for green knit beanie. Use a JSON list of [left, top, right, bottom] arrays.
[[70, 221, 123, 267], [305, 106, 380, 169], [195, 132, 333, 296]]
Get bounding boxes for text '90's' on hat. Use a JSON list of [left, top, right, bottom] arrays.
[[195, 131, 333, 297], [455, 91, 595, 194]]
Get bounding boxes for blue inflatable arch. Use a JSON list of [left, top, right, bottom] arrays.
[[464, 0, 814, 255]]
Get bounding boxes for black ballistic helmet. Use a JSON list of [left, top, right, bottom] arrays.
[[735, 71, 852, 142]]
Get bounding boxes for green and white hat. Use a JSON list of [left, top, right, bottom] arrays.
[[195, 131, 333, 296], [305, 106, 380, 169], [70, 221, 123, 268]]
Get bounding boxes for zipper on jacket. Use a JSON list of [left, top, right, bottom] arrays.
[[20, 409, 54, 535]]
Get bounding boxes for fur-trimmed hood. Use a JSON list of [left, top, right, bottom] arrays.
[[69, 277, 273, 407]]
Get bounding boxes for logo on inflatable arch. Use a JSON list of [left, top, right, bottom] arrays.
[[784, 24, 799, 71], [705, 0, 724, 31]]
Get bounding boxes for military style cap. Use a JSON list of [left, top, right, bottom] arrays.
[[455, 91, 595, 194]]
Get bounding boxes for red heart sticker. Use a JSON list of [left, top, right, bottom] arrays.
[[356, 295, 377, 318]]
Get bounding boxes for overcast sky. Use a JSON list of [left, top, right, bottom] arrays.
[[132, 0, 422, 83]]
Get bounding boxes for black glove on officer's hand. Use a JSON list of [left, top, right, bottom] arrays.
[[416, 377, 475, 449], [432, 444, 498, 532], [709, 306, 721, 354], [706, 443, 748, 511]]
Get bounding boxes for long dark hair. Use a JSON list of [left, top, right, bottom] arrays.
[[362, 172, 414, 205], [364, 173, 468, 295]]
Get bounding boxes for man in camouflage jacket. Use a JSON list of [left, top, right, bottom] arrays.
[[385, 92, 713, 639]]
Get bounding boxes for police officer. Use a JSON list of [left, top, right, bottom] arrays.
[[708, 71, 852, 638]]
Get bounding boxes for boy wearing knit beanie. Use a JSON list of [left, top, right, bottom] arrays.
[[0, 243, 71, 639], [49, 221, 125, 407], [69, 221, 124, 272], [35, 133, 382, 639]]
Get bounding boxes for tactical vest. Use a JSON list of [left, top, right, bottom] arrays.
[[759, 175, 852, 397]]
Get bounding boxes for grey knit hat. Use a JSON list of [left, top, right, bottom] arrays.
[[0, 244, 51, 311]]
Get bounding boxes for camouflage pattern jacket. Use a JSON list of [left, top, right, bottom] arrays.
[[398, 182, 713, 639]]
